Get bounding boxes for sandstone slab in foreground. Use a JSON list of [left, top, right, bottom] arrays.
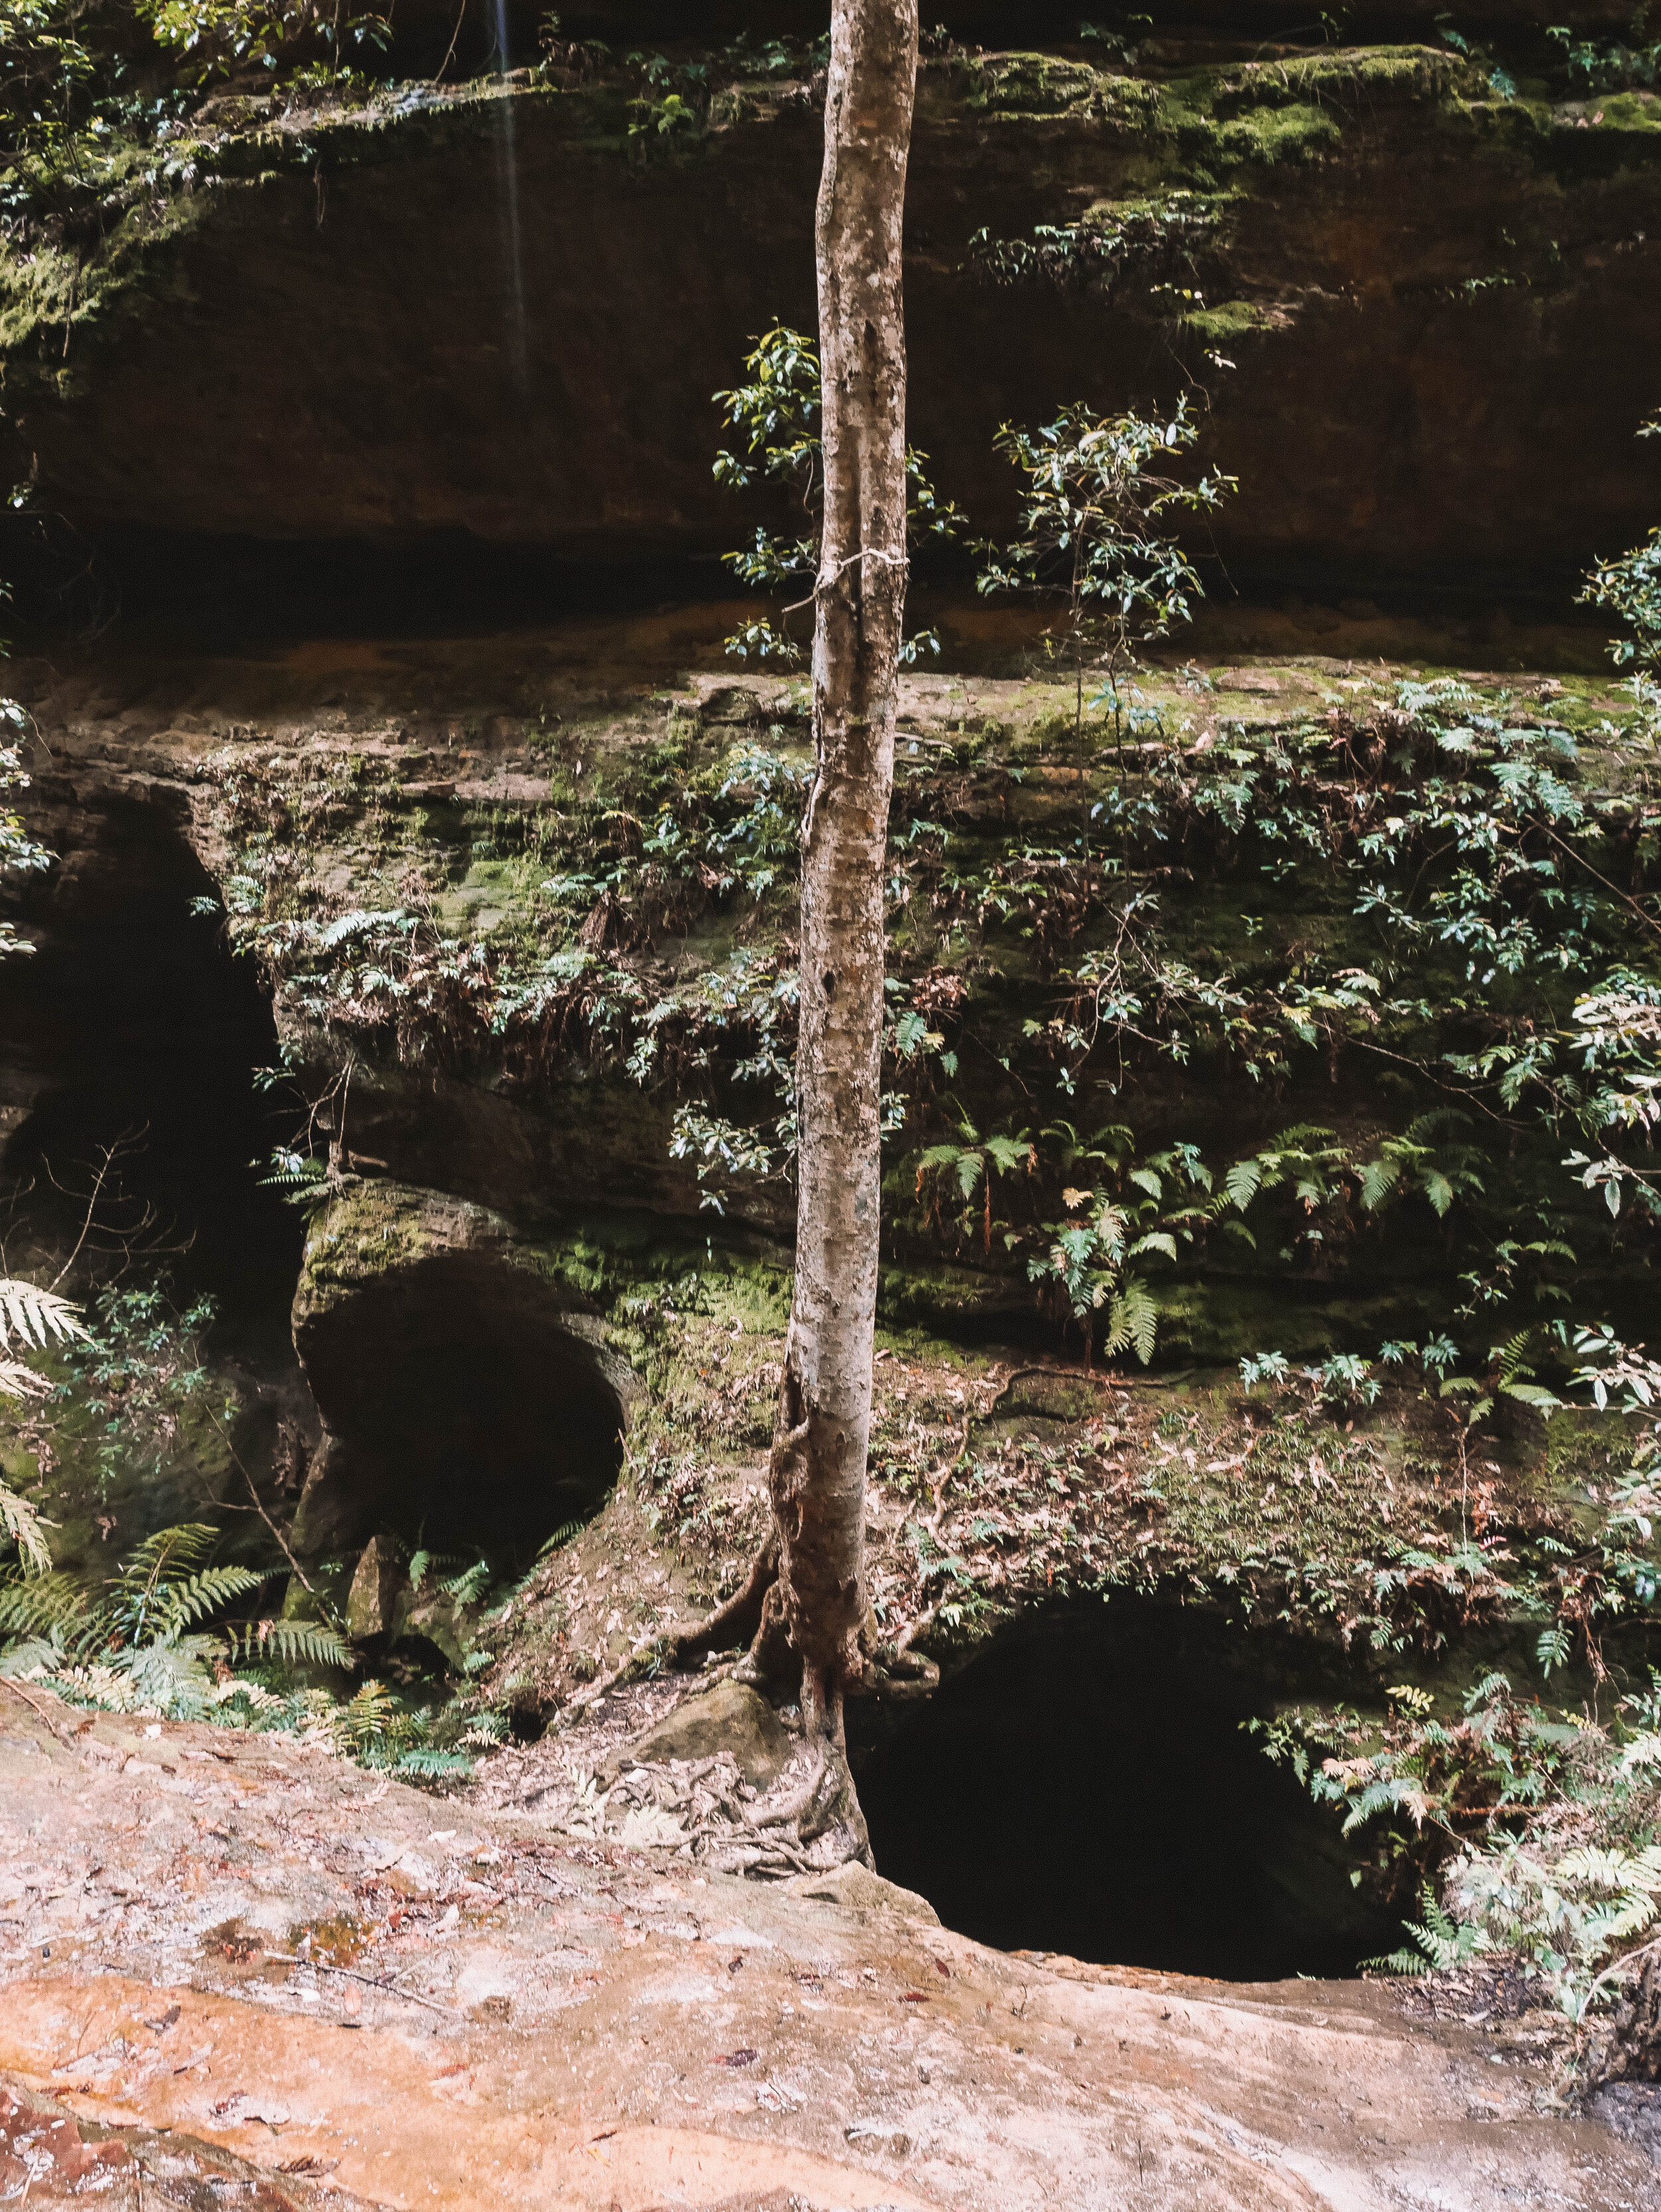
[[0, 1684, 1652, 2211]]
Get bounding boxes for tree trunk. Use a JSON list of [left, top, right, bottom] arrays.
[[765, 0, 918, 1856]]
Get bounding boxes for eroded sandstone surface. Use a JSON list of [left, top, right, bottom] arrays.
[[2, 1679, 1655, 2211]]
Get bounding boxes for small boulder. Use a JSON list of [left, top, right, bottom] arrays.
[[395, 1589, 469, 1670], [345, 1536, 404, 1640], [617, 1680, 794, 1787]]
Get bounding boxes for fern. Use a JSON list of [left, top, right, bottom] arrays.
[[1127, 1229, 1178, 1263], [0, 1358, 52, 1401], [258, 1151, 330, 1209], [1364, 1884, 1486, 1975], [536, 1519, 585, 1561], [226, 1619, 353, 1671], [152, 1565, 269, 1636], [1537, 1625, 1573, 1678], [1104, 1277, 1159, 1365], [0, 1278, 90, 1399], [0, 1480, 52, 1573], [115, 1521, 216, 1587], [1224, 1157, 1262, 1211], [393, 1748, 474, 1779], [1387, 1683, 1435, 1718], [0, 1571, 86, 1641], [442, 1559, 491, 1605], [120, 1631, 220, 1719], [341, 1678, 399, 1749], [1421, 1169, 1456, 1217], [1364, 1942, 1433, 1977], [1494, 1328, 1533, 1387], [0, 1278, 90, 1353], [318, 908, 407, 951], [1357, 1156, 1401, 1211]]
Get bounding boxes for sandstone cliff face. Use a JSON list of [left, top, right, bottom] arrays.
[[3, 42, 1657, 587], [4, 18, 1661, 2009]]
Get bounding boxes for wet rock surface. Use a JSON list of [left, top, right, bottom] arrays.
[[1, 1681, 1654, 2211]]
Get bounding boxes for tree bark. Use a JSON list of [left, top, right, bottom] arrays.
[[765, 0, 918, 1857]]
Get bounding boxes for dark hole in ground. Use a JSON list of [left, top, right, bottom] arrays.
[[858, 1601, 1401, 1981], [0, 791, 303, 1336]]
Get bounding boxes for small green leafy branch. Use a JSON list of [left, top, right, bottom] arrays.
[[713, 324, 963, 666]]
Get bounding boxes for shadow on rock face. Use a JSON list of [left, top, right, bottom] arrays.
[[290, 1180, 633, 1563]]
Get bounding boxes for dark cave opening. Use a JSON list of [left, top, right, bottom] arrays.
[[293, 1249, 629, 1566], [0, 791, 304, 1336], [858, 1601, 1403, 1982]]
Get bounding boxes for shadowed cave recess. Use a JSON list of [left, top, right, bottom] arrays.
[[290, 1232, 629, 1565], [858, 1602, 1403, 1980], [0, 791, 302, 1332], [0, 793, 626, 1570]]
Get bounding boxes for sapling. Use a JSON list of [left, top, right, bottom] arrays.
[[1581, 412, 1661, 746], [975, 397, 1235, 756]]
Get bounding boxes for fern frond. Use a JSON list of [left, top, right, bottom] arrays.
[[0, 1279, 89, 1353], [226, 1619, 353, 1672], [984, 1133, 1033, 1175], [536, 1520, 585, 1560], [118, 1632, 221, 1720], [1537, 1625, 1572, 1678], [1420, 1168, 1456, 1217], [1224, 1158, 1262, 1211], [0, 1481, 52, 1573], [1494, 1328, 1534, 1387], [393, 1748, 474, 1779], [116, 1523, 219, 1594], [442, 1559, 491, 1605], [1363, 1884, 1486, 1975], [342, 1678, 399, 1748], [1357, 1157, 1401, 1211], [1504, 1382, 1561, 1411], [152, 1565, 268, 1635], [1127, 1230, 1178, 1264], [0, 1358, 53, 1401], [0, 1566, 84, 1639], [1361, 1944, 1432, 1976], [1104, 1277, 1159, 1366]]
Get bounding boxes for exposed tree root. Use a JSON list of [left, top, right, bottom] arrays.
[[669, 1532, 779, 1664]]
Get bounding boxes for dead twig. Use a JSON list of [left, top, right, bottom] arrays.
[[550, 1629, 670, 1730], [259, 1952, 458, 2017], [0, 1672, 77, 1740], [197, 1405, 342, 1634]]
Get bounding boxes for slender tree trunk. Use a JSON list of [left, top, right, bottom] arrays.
[[764, 0, 918, 1854]]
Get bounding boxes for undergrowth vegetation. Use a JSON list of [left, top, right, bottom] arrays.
[[1247, 1328, 1661, 2066], [202, 411, 1661, 1384], [0, 1273, 545, 1779]]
